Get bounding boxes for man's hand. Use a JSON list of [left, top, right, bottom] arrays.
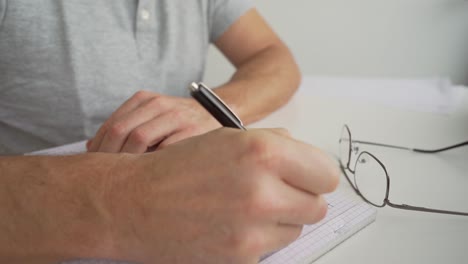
[[0, 128, 339, 264], [87, 90, 221, 153], [106, 128, 340, 263]]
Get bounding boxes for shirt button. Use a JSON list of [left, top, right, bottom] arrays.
[[141, 9, 150, 20]]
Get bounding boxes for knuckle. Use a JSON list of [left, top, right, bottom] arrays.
[[108, 123, 127, 139], [243, 184, 278, 220], [228, 229, 264, 257], [243, 134, 279, 171], [129, 129, 149, 145], [184, 125, 198, 134], [147, 95, 167, 110], [99, 121, 111, 133], [170, 108, 183, 120], [297, 195, 328, 225], [133, 90, 151, 101], [246, 134, 270, 155], [243, 194, 261, 220], [244, 196, 264, 221], [243, 231, 265, 256]]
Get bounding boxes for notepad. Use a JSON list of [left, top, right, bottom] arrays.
[[28, 140, 377, 264], [260, 191, 377, 264], [26, 140, 88, 156]]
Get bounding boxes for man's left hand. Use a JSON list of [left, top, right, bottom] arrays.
[[87, 90, 221, 153]]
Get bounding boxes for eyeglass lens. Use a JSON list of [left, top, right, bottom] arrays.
[[354, 152, 388, 207], [339, 125, 388, 207]]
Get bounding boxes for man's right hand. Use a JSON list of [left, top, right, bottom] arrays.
[[106, 128, 339, 263], [0, 128, 339, 264]]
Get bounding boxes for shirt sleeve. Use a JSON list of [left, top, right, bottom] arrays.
[[208, 0, 254, 43]]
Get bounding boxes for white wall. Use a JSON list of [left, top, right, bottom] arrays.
[[204, 0, 468, 86]]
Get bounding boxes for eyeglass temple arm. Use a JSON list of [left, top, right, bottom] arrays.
[[386, 200, 468, 216], [353, 140, 468, 154], [413, 141, 468, 153]]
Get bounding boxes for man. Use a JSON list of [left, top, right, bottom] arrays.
[[0, 1, 339, 263], [0, 0, 300, 154]]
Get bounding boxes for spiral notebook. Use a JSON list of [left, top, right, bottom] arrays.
[[28, 141, 377, 264]]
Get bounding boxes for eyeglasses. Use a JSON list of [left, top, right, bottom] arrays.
[[338, 124, 468, 216]]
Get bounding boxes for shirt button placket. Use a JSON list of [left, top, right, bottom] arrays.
[[140, 9, 150, 21], [136, 0, 152, 57], [136, 0, 152, 31]]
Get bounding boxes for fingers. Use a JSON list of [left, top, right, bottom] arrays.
[[90, 93, 177, 153], [88, 92, 220, 153], [107, 90, 156, 121], [157, 129, 197, 150], [242, 129, 339, 195], [98, 104, 163, 153], [86, 139, 93, 151], [275, 139, 340, 195], [245, 175, 327, 227], [233, 128, 337, 234], [273, 180, 328, 225], [89, 91, 156, 152], [120, 113, 182, 153]]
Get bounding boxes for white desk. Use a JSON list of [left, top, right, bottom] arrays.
[[251, 91, 468, 264]]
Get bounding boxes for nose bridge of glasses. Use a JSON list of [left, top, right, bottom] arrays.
[[350, 146, 373, 168], [350, 142, 362, 164], [352, 143, 360, 155]]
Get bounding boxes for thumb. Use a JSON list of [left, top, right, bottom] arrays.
[[86, 139, 93, 151]]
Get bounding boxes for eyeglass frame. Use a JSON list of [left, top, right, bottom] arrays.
[[339, 124, 468, 216]]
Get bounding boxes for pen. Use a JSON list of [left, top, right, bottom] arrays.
[[189, 82, 246, 130]]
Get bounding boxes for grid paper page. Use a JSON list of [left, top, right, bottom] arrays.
[[260, 192, 377, 264]]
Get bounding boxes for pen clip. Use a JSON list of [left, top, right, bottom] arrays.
[[190, 82, 245, 127]]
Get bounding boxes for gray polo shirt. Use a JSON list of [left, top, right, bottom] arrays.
[[0, 0, 252, 155]]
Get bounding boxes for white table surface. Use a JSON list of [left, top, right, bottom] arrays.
[[250, 90, 468, 264]]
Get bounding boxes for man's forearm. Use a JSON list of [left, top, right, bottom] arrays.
[[0, 154, 121, 263], [214, 43, 301, 125]]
